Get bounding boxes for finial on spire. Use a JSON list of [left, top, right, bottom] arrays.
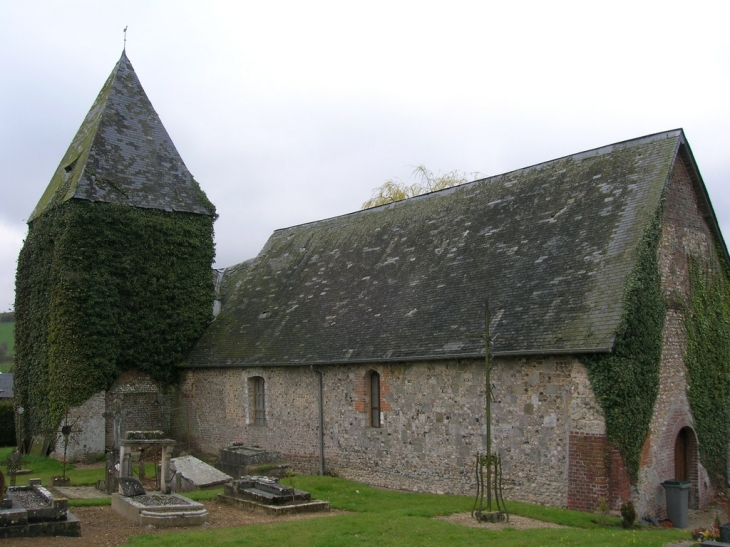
[[123, 26, 128, 51]]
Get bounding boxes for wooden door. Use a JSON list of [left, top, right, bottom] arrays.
[[674, 428, 688, 481]]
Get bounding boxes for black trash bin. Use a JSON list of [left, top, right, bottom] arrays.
[[661, 480, 690, 528], [720, 522, 730, 543]]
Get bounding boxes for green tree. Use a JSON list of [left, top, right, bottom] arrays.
[[362, 165, 481, 209]]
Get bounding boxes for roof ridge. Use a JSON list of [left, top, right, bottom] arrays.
[[271, 129, 685, 234]]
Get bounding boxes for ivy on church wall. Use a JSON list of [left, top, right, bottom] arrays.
[[582, 206, 665, 483], [684, 256, 730, 486], [14, 199, 215, 436]]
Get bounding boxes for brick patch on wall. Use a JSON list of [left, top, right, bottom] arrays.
[[568, 432, 630, 511], [104, 369, 175, 450]]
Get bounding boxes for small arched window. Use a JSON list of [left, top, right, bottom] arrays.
[[249, 376, 266, 426], [370, 371, 381, 428]]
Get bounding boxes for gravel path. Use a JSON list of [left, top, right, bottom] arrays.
[[436, 512, 569, 530]]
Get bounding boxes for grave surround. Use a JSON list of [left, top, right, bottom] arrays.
[[0, 480, 80, 538], [111, 476, 209, 527], [218, 476, 330, 515]]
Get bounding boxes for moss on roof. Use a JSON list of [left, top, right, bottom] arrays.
[[30, 51, 214, 221], [187, 131, 686, 367]]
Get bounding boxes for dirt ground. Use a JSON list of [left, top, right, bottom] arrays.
[[4, 500, 344, 547], [436, 512, 569, 530], [4, 504, 573, 547]]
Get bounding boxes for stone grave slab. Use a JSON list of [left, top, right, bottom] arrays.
[[169, 455, 231, 492], [218, 476, 329, 515], [112, 492, 208, 527], [216, 444, 282, 478], [0, 482, 80, 538]]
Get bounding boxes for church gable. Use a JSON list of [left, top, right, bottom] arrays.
[[188, 131, 683, 367]]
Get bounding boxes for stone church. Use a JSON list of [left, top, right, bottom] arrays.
[[15, 52, 730, 518]]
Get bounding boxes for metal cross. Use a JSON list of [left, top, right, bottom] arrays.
[[463, 298, 508, 520], [2, 450, 25, 487], [59, 410, 82, 480], [463, 298, 496, 457], [464, 298, 492, 504]]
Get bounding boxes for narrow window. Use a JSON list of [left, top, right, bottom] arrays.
[[370, 371, 381, 427], [249, 376, 266, 425]]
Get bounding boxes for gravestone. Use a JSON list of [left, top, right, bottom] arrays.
[[118, 477, 146, 497], [28, 436, 48, 458], [103, 399, 130, 452], [103, 450, 118, 494], [101, 398, 130, 494]]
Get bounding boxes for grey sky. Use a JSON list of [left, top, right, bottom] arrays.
[[2, 0, 729, 311]]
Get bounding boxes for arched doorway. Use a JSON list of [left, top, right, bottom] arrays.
[[674, 427, 689, 481], [673, 426, 698, 508]]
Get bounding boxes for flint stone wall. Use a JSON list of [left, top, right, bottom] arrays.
[[52, 391, 105, 462], [635, 153, 719, 517], [178, 356, 603, 506]]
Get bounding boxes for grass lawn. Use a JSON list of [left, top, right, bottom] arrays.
[[0, 320, 13, 372], [0, 446, 106, 488], [0, 448, 691, 545], [0, 446, 141, 492], [124, 476, 689, 547]]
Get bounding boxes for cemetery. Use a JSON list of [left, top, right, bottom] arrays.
[[6, 31, 730, 547], [0, 370, 726, 546]]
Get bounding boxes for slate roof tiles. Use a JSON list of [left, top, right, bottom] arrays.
[[30, 51, 214, 221], [187, 130, 687, 367]]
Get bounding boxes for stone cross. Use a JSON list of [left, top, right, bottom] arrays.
[[103, 398, 130, 451]]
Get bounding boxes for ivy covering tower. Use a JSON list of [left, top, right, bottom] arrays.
[[14, 51, 216, 439]]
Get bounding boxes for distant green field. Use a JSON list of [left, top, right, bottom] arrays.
[[0, 321, 14, 372]]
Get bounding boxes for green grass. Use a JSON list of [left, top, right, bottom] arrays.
[[123, 476, 688, 547], [68, 497, 112, 507], [0, 446, 142, 488], [0, 450, 689, 546], [0, 321, 13, 372], [0, 446, 225, 508], [127, 513, 688, 547], [0, 446, 87, 485], [0, 321, 14, 352]]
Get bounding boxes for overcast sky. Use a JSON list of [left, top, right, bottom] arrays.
[[2, 0, 729, 312]]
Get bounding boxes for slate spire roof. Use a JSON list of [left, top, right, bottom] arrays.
[[30, 51, 214, 221], [186, 130, 721, 368]]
